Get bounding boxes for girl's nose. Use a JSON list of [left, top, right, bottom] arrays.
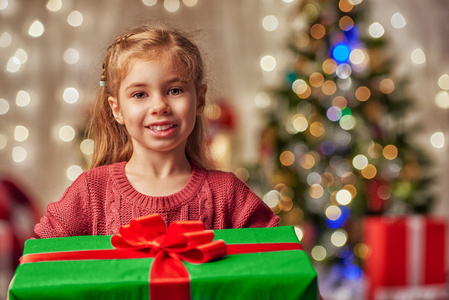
[[150, 94, 170, 115]]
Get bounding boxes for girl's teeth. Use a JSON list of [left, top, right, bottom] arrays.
[[150, 124, 173, 131]]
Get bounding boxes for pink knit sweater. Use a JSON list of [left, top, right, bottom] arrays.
[[35, 162, 279, 238]]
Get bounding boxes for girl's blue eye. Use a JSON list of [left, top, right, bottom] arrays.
[[133, 92, 147, 99], [169, 88, 182, 96]]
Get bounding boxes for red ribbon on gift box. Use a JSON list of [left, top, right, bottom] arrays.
[[20, 214, 303, 300]]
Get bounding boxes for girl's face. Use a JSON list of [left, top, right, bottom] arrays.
[[108, 57, 206, 159]]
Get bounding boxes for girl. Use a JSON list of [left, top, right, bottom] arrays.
[[34, 24, 279, 238]]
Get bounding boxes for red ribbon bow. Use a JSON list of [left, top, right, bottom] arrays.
[[111, 214, 227, 299]]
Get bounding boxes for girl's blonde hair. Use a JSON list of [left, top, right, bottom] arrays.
[[88, 24, 213, 169]]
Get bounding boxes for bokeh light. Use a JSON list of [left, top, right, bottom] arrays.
[[331, 230, 348, 247], [164, 0, 180, 12], [59, 125, 76, 142], [67, 11, 84, 27], [12, 146, 27, 162], [430, 132, 445, 148], [262, 15, 279, 32], [368, 22, 384, 38], [16, 90, 31, 107], [260, 55, 276, 72], [0, 98, 9, 114], [311, 245, 327, 261], [411, 48, 426, 65], [391, 12, 406, 29], [67, 165, 83, 181], [14, 125, 29, 142], [438, 74, 449, 90], [28, 20, 45, 37]]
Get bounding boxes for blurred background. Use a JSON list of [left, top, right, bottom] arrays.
[[1, 0, 448, 299]]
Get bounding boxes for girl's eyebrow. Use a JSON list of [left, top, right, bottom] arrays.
[[125, 82, 148, 91], [124, 78, 187, 92]]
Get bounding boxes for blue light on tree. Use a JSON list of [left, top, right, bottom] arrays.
[[326, 206, 350, 228], [332, 43, 351, 63]]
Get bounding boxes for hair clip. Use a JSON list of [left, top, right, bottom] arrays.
[[100, 80, 107, 87]]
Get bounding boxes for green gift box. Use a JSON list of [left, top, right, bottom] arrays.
[[10, 225, 317, 300]]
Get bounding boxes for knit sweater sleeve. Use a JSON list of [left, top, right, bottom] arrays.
[[34, 172, 92, 238], [226, 173, 280, 228]]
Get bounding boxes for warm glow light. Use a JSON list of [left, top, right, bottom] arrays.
[[322, 58, 337, 74], [322, 80, 337, 95], [331, 230, 348, 247], [349, 49, 365, 65], [383, 145, 398, 160], [368, 22, 384, 38], [255, 92, 271, 109], [339, 16, 354, 31], [260, 55, 276, 72], [16, 90, 31, 107], [164, 0, 180, 12], [0, 0, 8, 10], [14, 49, 28, 64], [355, 86, 371, 101], [182, 0, 198, 6], [59, 125, 76, 142], [311, 245, 327, 261], [411, 48, 426, 65], [63, 87, 80, 104], [353, 154, 368, 170], [67, 165, 83, 181], [336, 189, 352, 205], [332, 96, 347, 109], [142, 0, 157, 6], [67, 11, 83, 27], [430, 132, 445, 149], [339, 115, 355, 130], [28, 20, 45, 37], [263, 190, 280, 208], [280, 151, 295, 166], [0, 98, 10, 114], [300, 153, 315, 169], [361, 164, 377, 179], [14, 125, 29, 142], [80, 139, 94, 155], [292, 79, 308, 94], [379, 78, 395, 94], [391, 12, 406, 29], [0, 32, 12, 47], [295, 32, 310, 48], [338, 0, 353, 13], [292, 114, 308, 132], [12, 146, 27, 162], [309, 122, 325, 137], [6, 57, 21, 73], [262, 15, 279, 32], [310, 23, 325, 39], [435, 91, 449, 109], [438, 74, 449, 90], [336, 64, 352, 79], [326, 205, 342, 221], [309, 184, 324, 199], [63, 48, 80, 64], [309, 72, 324, 87], [46, 0, 62, 11], [0, 134, 7, 150]]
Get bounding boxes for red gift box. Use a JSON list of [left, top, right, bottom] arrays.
[[363, 215, 448, 300]]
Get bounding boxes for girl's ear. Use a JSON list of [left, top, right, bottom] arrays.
[[196, 84, 207, 115], [108, 96, 125, 124]]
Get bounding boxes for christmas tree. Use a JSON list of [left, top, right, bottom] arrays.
[[252, 0, 433, 279]]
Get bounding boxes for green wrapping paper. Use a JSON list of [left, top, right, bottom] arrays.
[[9, 226, 317, 300]]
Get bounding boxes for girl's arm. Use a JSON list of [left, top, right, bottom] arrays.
[[34, 173, 92, 238], [227, 174, 280, 228]]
